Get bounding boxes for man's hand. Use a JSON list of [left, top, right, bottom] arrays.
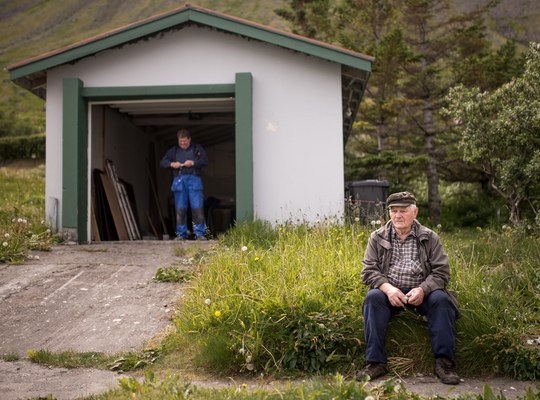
[[183, 160, 194, 167], [170, 161, 182, 169], [379, 283, 408, 308], [406, 287, 424, 306]]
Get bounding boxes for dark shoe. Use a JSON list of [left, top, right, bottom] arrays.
[[356, 362, 389, 381], [435, 357, 460, 385], [196, 236, 208, 241]]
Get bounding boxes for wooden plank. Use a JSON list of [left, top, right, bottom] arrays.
[[93, 169, 118, 240], [106, 160, 140, 240], [100, 173, 129, 240], [91, 203, 101, 241], [106, 161, 134, 239]]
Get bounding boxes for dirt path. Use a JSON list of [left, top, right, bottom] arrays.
[[0, 242, 537, 399]]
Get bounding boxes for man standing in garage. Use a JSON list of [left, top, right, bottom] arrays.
[[160, 128, 208, 240]]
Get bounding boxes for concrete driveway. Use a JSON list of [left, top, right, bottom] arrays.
[[0, 241, 201, 399]]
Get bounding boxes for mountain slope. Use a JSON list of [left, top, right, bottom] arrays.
[[1, 0, 538, 135], [0, 0, 286, 133]]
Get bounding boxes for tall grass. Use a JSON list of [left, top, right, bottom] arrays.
[[446, 228, 540, 379], [170, 221, 540, 380], [2, 160, 539, 386], [0, 160, 57, 263]]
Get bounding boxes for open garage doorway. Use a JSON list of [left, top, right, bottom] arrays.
[[89, 98, 236, 241]]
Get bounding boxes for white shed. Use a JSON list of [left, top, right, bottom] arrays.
[[7, 4, 373, 242]]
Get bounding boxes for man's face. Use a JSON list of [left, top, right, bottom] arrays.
[[178, 136, 191, 150], [389, 205, 418, 232]]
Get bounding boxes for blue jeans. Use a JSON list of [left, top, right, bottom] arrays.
[[362, 288, 457, 364], [172, 175, 206, 238]]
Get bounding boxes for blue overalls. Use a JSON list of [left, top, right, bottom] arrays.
[[160, 144, 208, 239]]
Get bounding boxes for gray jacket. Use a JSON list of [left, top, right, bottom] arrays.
[[361, 220, 459, 313]]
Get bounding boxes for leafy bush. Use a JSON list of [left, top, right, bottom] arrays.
[[0, 133, 45, 161]]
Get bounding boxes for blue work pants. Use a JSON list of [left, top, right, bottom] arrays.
[[362, 288, 457, 365], [172, 175, 206, 238]]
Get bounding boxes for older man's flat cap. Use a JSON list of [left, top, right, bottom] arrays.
[[386, 191, 417, 207]]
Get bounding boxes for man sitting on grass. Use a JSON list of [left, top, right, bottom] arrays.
[[357, 191, 460, 385]]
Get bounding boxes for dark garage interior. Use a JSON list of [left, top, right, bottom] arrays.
[[89, 98, 236, 241]]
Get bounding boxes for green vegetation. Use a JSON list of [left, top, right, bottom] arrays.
[[163, 221, 540, 381], [26, 348, 160, 372], [1, 162, 539, 398], [0, 0, 286, 138], [0, 160, 58, 263], [0, 352, 20, 362], [445, 42, 540, 225], [85, 373, 540, 400], [0, 134, 45, 160], [154, 265, 195, 283]]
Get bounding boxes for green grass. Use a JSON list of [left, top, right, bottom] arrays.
[[0, 160, 58, 263], [26, 348, 160, 372], [0, 352, 20, 361], [2, 160, 540, 399], [154, 265, 195, 283], [85, 373, 540, 400], [166, 221, 540, 381], [0, 0, 288, 137]]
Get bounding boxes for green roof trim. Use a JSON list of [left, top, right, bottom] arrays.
[[7, 4, 373, 81]]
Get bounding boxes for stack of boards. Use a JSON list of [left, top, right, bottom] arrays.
[[92, 159, 141, 241]]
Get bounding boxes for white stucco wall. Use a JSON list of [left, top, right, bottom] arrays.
[[45, 25, 345, 230]]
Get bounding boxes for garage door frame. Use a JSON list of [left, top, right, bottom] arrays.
[[62, 72, 253, 242]]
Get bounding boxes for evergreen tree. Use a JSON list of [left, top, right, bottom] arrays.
[[276, 0, 525, 224]]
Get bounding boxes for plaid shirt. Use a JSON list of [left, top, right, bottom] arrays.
[[387, 226, 424, 288]]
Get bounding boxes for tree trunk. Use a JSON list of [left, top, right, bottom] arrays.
[[509, 198, 520, 225], [424, 103, 441, 225]]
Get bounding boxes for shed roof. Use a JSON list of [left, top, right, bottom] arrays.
[[6, 3, 373, 138]]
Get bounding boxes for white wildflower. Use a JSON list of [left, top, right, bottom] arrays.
[[376, 220, 381, 225], [4, 233, 9, 238], [204, 298, 211, 305], [34, 255, 40, 260], [17, 218, 23, 223], [437, 224, 442, 229], [2, 241, 8, 247], [354, 217, 360, 222], [241, 246, 248, 252], [370, 220, 377, 226]]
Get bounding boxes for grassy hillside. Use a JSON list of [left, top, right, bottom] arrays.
[[1, 0, 538, 135], [0, 0, 287, 134]]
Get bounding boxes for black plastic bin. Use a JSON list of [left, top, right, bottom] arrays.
[[345, 179, 389, 222]]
